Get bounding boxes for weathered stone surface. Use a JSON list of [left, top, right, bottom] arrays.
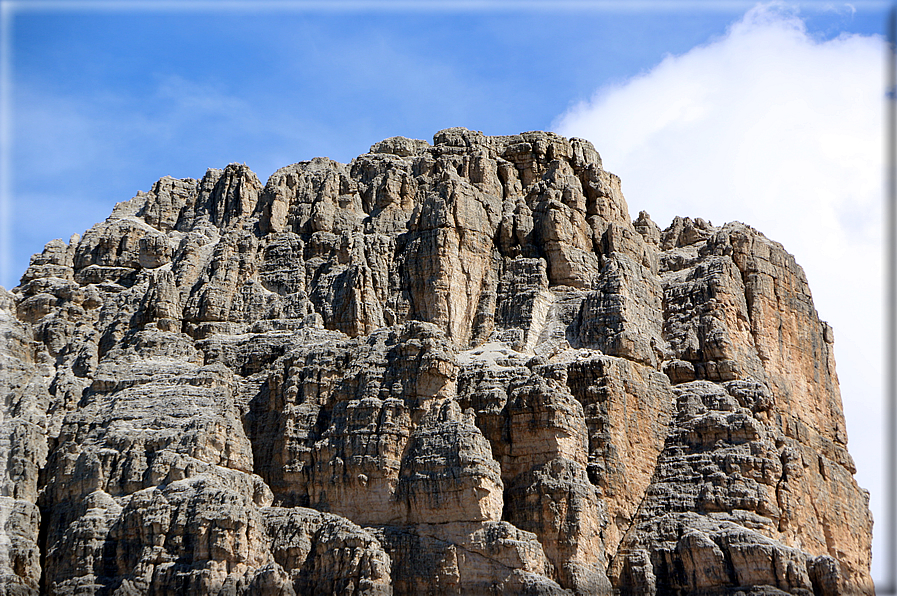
[[0, 129, 873, 595], [0, 288, 52, 595], [262, 506, 392, 595], [608, 378, 872, 595]]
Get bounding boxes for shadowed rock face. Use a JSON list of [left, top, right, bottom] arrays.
[[0, 128, 873, 595]]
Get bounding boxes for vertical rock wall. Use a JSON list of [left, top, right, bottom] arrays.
[[0, 128, 874, 595]]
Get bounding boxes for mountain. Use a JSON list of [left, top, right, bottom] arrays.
[[0, 128, 873, 595]]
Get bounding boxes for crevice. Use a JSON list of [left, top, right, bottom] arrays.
[[37, 502, 50, 595]]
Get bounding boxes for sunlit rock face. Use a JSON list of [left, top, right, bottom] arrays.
[[0, 128, 873, 595]]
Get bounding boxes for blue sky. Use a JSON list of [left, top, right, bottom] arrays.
[[5, 0, 884, 288], [0, 0, 891, 584]]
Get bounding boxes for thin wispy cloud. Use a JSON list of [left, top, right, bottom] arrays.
[[153, 75, 251, 121]]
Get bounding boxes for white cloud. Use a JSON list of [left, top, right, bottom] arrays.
[[554, 1, 886, 581]]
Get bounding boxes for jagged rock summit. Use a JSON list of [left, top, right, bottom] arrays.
[[1, 128, 873, 595]]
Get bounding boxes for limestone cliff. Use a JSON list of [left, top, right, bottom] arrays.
[[0, 128, 873, 595]]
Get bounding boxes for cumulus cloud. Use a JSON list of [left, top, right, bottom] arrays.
[[554, 1, 885, 580]]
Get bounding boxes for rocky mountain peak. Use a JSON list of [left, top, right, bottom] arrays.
[[0, 128, 873, 595]]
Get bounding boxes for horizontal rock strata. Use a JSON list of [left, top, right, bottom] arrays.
[[0, 128, 873, 595]]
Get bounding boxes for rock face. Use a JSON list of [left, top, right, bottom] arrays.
[[0, 128, 873, 595]]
